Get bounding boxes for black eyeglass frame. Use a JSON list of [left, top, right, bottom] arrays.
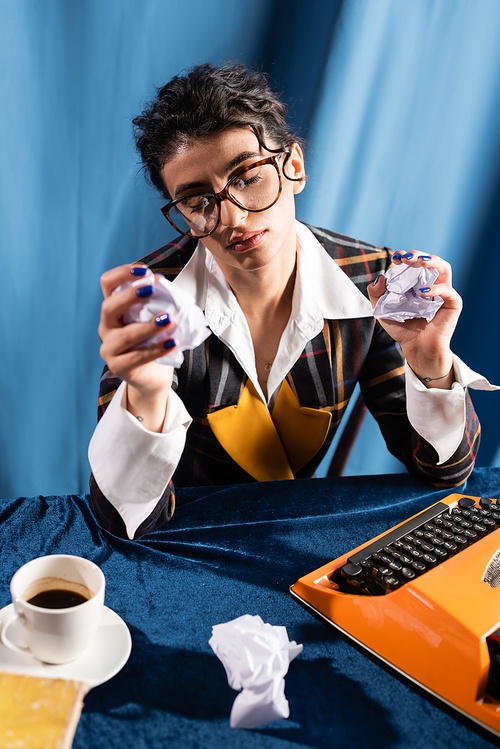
[[160, 150, 290, 239]]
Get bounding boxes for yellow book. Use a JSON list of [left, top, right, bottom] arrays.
[[0, 671, 88, 749]]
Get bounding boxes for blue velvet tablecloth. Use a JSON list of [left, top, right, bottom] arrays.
[[1, 467, 500, 748]]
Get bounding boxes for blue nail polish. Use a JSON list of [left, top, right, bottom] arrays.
[[131, 266, 148, 276], [393, 253, 402, 261], [403, 252, 414, 259], [419, 286, 431, 293], [136, 284, 154, 298], [155, 313, 171, 327], [418, 255, 431, 261], [163, 338, 176, 350]]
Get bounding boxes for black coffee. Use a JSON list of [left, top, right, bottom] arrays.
[[27, 589, 90, 609]]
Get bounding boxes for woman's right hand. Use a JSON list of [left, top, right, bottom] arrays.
[[98, 264, 176, 431]]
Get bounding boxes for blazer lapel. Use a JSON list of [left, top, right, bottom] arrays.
[[272, 380, 331, 474], [205, 333, 332, 480], [207, 379, 294, 481], [286, 322, 336, 409]]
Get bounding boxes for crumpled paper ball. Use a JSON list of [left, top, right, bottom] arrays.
[[209, 614, 303, 729], [113, 270, 210, 367], [373, 262, 443, 323]]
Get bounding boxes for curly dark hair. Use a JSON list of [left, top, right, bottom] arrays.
[[133, 62, 301, 199]]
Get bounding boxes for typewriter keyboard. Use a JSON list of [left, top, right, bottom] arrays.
[[331, 496, 500, 595]]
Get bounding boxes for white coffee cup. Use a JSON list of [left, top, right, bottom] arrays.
[[0, 554, 105, 664]]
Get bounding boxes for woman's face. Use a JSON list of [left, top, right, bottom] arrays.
[[160, 128, 305, 278]]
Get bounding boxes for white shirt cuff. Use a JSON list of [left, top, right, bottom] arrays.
[[88, 381, 192, 539], [405, 354, 500, 465]]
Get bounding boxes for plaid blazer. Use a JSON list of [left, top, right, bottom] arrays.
[[91, 224, 480, 538]]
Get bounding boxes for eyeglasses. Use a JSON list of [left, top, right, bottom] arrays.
[[161, 151, 288, 239]]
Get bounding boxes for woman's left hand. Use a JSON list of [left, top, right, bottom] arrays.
[[367, 251, 462, 388]]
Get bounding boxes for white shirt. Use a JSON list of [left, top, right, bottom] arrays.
[[89, 222, 498, 538]]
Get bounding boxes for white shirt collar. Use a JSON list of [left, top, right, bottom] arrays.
[[174, 221, 374, 403], [293, 220, 373, 330]]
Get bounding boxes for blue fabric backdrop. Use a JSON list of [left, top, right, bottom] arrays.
[[0, 0, 499, 498]]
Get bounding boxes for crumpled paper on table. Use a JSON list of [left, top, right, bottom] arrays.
[[209, 614, 303, 729], [373, 263, 443, 323], [113, 269, 210, 367]]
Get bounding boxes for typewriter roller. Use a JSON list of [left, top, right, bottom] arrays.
[[290, 493, 500, 738]]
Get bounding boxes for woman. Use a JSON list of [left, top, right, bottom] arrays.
[[89, 63, 489, 540]]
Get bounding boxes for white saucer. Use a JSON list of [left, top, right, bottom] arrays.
[[0, 604, 131, 688]]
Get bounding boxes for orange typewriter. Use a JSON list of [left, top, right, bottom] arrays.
[[290, 493, 500, 739]]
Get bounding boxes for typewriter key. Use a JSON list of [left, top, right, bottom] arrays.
[[341, 563, 363, 581], [412, 561, 426, 573], [463, 529, 478, 540], [382, 553, 395, 563], [473, 523, 487, 536], [401, 567, 416, 580], [335, 563, 365, 592], [382, 575, 400, 592], [441, 531, 454, 541], [433, 547, 448, 559], [458, 497, 476, 509], [358, 561, 378, 587], [398, 554, 413, 565], [377, 566, 392, 578], [423, 553, 437, 566]]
